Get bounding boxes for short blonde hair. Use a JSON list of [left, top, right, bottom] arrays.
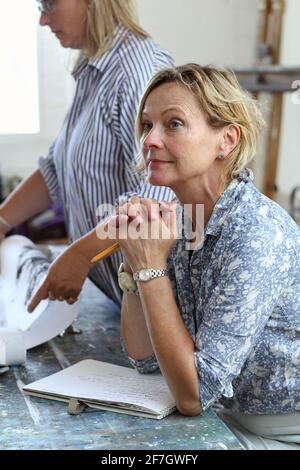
[[136, 63, 265, 186], [83, 0, 149, 58]]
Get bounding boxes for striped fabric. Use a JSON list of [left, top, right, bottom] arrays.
[[38, 25, 174, 306]]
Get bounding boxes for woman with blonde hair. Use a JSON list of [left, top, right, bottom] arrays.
[[110, 63, 300, 450], [0, 0, 174, 307]]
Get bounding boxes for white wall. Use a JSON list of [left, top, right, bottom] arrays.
[[277, 0, 300, 194], [138, 0, 258, 66]]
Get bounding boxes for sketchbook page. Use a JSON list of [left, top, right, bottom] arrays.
[[19, 392, 170, 419], [83, 397, 176, 419], [0, 235, 79, 350], [23, 359, 176, 415]]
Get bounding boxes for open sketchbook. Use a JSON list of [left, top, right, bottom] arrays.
[[0, 235, 79, 365], [23, 359, 177, 419]]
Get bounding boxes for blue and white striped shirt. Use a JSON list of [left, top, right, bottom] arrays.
[[39, 25, 174, 305]]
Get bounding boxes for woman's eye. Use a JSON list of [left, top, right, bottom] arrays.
[[169, 120, 183, 130], [142, 122, 152, 133]]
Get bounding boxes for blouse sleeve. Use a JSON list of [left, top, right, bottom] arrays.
[[120, 335, 159, 374]]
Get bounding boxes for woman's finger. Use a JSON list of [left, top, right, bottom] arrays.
[[27, 281, 50, 313], [66, 296, 78, 305], [141, 198, 160, 221]]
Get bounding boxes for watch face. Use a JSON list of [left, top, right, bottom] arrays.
[[139, 268, 152, 282]]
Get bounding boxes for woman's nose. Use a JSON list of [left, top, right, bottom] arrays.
[[142, 128, 163, 150], [39, 12, 50, 26]]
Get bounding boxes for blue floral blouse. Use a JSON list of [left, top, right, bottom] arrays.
[[128, 169, 300, 415]]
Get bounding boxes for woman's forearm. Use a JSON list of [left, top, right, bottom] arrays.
[[121, 273, 201, 415], [121, 292, 154, 360], [71, 223, 118, 265], [0, 169, 52, 228], [138, 278, 201, 416]]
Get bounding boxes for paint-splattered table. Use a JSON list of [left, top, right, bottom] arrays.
[[0, 279, 243, 450]]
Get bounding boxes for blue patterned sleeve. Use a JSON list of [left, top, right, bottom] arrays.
[[195, 215, 286, 410], [120, 335, 159, 374]]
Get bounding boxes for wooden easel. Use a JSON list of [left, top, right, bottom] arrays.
[[256, 0, 285, 66], [234, 0, 300, 201], [257, 0, 285, 200]]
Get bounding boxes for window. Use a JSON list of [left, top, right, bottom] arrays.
[[0, 0, 39, 134]]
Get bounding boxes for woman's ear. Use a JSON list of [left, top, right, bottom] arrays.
[[219, 124, 241, 157]]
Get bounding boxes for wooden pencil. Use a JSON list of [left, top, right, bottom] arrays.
[[91, 242, 120, 264]]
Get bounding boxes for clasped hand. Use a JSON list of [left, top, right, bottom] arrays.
[[108, 197, 178, 272]]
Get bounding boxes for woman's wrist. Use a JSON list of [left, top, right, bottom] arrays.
[[130, 258, 168, 273], [71, 228, 112, 268], [123, 259, 133, 274], [0, 214, 12, 232], [70, 238, 95, 268]]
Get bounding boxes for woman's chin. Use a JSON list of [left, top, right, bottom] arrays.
[[147, 174, 170, 187]]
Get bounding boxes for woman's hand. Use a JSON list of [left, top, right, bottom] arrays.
[[27, 244, 92, 313], [109, 198, 178, 272]]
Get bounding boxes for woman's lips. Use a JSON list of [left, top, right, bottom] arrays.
[[148, 159, 172, 166]]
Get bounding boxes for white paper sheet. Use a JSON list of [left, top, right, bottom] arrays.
[[0, 235, 79, 365]]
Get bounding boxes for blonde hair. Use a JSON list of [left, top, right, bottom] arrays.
[[83, 0, 149, 58], [136, 63, 265, 186]]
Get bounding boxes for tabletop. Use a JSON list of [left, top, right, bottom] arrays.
[[0, 279, 243, 451]]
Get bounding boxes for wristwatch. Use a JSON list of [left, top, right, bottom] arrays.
[[118, 263, 139, 295], [133, 267, 169, 282]]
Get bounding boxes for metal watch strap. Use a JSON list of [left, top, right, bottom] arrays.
[[133, 268, 169, 282]]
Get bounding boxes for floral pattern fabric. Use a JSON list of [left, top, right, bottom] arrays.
[[128, 169, 300, 415]]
